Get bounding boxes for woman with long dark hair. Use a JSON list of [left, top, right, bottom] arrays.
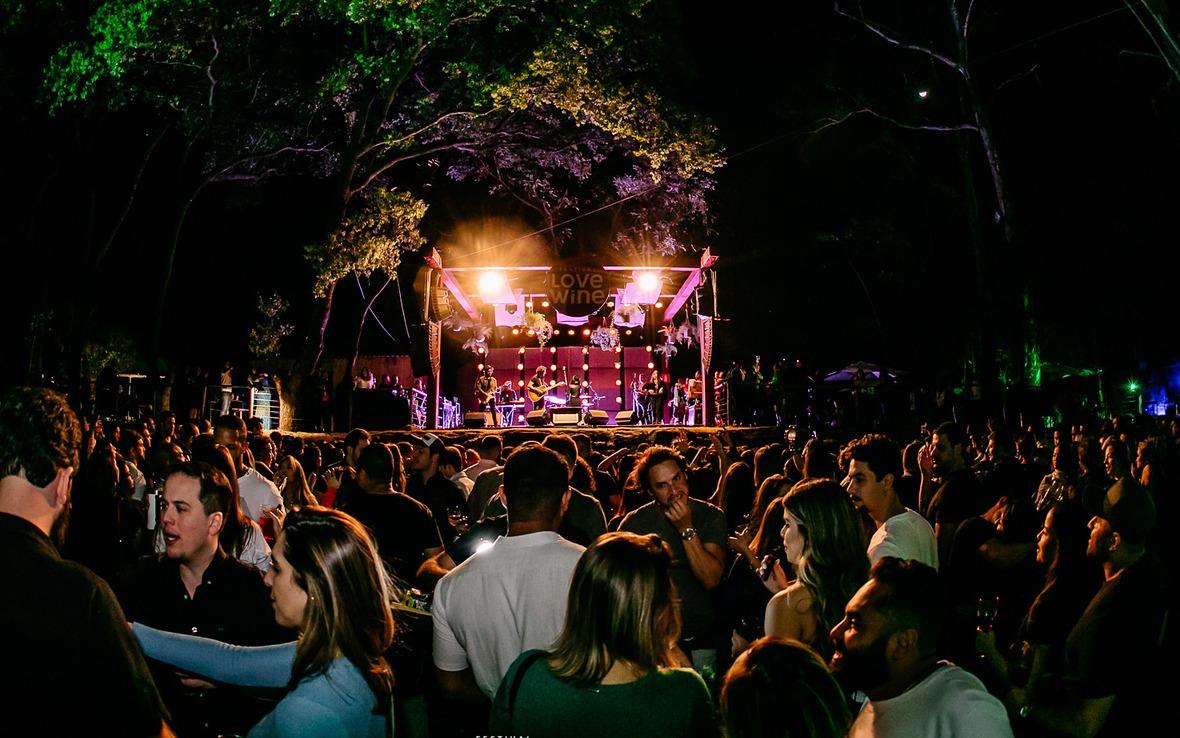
[[975, 500, 1100, 705], [765, 480, 868, 659], [133, 508, 395, 737], [190, 440, 271, 571], [722, 637, 851, 738], [489, 532, 719, 737], [709, 461, 757, 533]]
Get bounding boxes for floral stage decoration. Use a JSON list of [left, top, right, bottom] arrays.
[[656, 319, 697, 357], [521, 309, 555, 346], [589, 324, 620, 351]]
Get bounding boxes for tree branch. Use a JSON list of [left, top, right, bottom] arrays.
[[995, 64, 1038, 95], [964, 0, 978, 39], [357, 109, 497, 160], [90, 125, 169, 271], [814, 107, 979, 134], [834, 2, 967, 78], [206, 33, 220, 111], [350, 141, 478, 197]]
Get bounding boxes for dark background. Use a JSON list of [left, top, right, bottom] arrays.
[[1, 1, 1177, 401]]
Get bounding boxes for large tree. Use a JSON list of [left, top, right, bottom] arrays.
[[46, 0, 721, 377]]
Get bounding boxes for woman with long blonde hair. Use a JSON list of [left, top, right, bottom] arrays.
[[489, 532, 719, 738], [767, 479, 869, 659], [273, 454, 319, 510], [133, 508, 394, 737]]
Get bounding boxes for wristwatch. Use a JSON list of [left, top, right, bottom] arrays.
[[1018, 705, 1030, 720], [680, 527, 698, 541]]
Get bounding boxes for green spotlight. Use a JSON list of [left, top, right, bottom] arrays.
[[1125, 381, 1140, 393]]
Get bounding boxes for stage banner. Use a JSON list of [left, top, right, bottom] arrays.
[[429, 321, 441, 377], [548, 258, 612, 317], [555, 310, 591, 326], [699, 316, 713, 373]]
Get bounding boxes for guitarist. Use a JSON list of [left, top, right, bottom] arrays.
[[474, 365, 500, 427], [526, 366, 566, 411]]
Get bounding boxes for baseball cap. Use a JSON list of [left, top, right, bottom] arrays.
[[408, 432, 443, 453], [1100, 480, 1156, 545]]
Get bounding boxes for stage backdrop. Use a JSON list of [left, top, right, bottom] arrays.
[[457, 346, 656, 416]]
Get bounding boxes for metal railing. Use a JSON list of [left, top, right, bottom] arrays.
[[202, 385, 282, 430]]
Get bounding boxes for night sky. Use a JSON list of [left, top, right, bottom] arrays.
[[1, 1, 1177, 396]]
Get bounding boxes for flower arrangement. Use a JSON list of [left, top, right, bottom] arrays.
[[656, 319, 696, 357], [522, 309, 554, 346], [589, 325, 620, 351], [461, 324, 493, 354]]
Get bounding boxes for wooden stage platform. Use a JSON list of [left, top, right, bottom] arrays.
[[293, 425, 785, 450]]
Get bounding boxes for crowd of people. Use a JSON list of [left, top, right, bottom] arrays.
[[1, 384, 1173, 737]]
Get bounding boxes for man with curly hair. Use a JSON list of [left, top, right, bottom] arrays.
[[0, 387, 173, 737]]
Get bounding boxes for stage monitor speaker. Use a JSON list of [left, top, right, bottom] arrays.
[[464, 412, 493, 428], [614, 410, 637, 426], [585, 409, 609, 426], [551, 407, 581, 427], [525, 409, 549, 427]]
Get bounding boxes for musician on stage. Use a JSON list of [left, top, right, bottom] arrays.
[[670, 378, 688, 425], [630, 372, 645, 419], [527, 366, 549, 412], [498, 381, 518, 404], [566, 372, 583, 407], [641, 370, 665, 424], [474, 365, 500, 426]]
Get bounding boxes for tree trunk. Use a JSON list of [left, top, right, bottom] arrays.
[[150, 182, 206, 365], [310, 280, 338, 375], [348, 274, 391, 377]]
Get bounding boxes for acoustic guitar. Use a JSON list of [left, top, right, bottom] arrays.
[[527, 381, 566, 403]]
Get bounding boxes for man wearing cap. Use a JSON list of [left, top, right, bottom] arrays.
[[1017, 480, 1165, 736], [406, 432, 468, 545]]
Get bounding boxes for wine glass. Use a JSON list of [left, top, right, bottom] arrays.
[[975, 594, 1000, 632], [447, 505, 470, 535]]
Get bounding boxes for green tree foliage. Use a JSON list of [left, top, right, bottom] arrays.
[[249, 291, 295, 358], [44, 0, 721, 364], [305, 189, 427, 296]]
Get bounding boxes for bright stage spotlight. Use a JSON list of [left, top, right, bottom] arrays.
[[477, 271, 512, 303]]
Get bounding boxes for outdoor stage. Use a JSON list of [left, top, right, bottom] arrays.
[[295, 425, 784, 450]]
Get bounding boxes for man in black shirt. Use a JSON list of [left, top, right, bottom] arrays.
[[327, 427, 371, 509], [340, 443, 443, 588], [919, 422, 990, 568], [0, 387, 172, 738], [1021, 477, 1164, 736], [405, 432, 467, 545], [118, 462, 288, 738]]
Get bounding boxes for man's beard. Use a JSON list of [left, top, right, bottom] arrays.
[[50, 502, 71, 550], [830, 633, 892, 693]]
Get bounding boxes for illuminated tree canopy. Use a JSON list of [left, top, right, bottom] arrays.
[[44, 0, 721, 364]]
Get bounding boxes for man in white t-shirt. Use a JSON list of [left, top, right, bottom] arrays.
[[213, 415, 283, 522], [462, 434, 501, 482], [432, 444, 584, 704], [439, 446, 475, 499], [830, 558, 1012, 738], [844, 434, 938, 569]]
